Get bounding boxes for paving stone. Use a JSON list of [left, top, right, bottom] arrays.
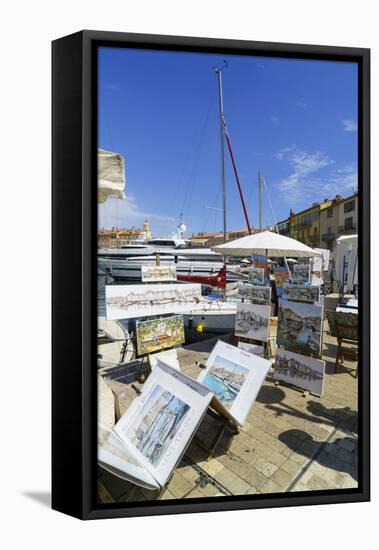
[[270, 468, 294, 488], [281, 458, 302, 476], [302, 473, 333, 491], [340, 476, 358, 489], [249, 456, 278, 477], [260, 478, 283, 494]]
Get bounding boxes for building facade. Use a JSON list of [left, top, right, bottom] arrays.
[[189, 227, 262, 248], [338, 193, 358, 236], [278, 192, 358, 252], [98, 220, 152, 248]]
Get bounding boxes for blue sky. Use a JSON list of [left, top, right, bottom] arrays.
[[98, 47, 358, 237]]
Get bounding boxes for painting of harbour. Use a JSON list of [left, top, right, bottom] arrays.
[[202, 355, 249, 408], [136, 315, 185, 356], [235, 303, 270, 342], [238, 283, 271, 305], [277, 299, 323, 357], [292, 263, 311, 284], [125, 384, 190, 467], [283, 284, 320, 304], [248, 267, 265, 285], [141, 265, 177, 282], [238, 341, 264, 357], [273, 348, 325, 396], [105, 283, 202, 319]]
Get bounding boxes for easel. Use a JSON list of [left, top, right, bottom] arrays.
[[273, 376, 311, 398], [194, 404, 240, 461]]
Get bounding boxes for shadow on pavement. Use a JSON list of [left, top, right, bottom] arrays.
[[279, 428, 358, 481]]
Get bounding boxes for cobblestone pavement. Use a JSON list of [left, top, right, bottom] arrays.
[[98, 319, 358, 503]]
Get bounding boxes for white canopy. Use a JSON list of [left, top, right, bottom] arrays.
[[98, 148, 126, 204], [212, 230, 322, 258]]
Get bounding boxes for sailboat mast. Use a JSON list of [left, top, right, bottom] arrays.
[[215, 65, 227, 243]]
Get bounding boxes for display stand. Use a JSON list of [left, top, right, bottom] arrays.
[[194, 407, 239, 461], [273, 377, 312, 398]]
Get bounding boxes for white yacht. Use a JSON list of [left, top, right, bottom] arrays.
[[98, 237, 225, 280]]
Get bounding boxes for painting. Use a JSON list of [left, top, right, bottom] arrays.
[[197, 340, 272, 426], [136, 315, 185, 355], [251, 254, 267, 269], [326, 310, 358, 340], [273, 267, 290, 288], [283, 284, 320, 304], [141, 265, 177, 282], [235, 303, 270, 342], [273, 348, 325, 396], [248, 267, 265, 285], [292, 263, 311, 284], [277, 299, 323, 357], [202, 355, 249, 409], [105, 283, 202, 319], [238, 341, 264, 357], [238, 283, 271, 305], [124, 384, 190, 467]]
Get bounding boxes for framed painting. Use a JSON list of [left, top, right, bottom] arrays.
[[52, 30, 370, 519]]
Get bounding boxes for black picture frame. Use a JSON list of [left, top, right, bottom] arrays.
[[52, 30, 370, 520]]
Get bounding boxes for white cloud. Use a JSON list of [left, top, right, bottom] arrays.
[[278, 149, 333, 197], [342, 119, 357, 132], [276, 144, 296, 160], [270, 116, 279, 123], [296, 99, 307, 108], [326, 164, 358, 195], [276, 146, 357, 205], [98, 194, 177, 236]]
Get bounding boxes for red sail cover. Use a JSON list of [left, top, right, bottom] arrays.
[[177, 266, 226, 288]]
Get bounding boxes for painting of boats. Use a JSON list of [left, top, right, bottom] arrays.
[[125, 384, 190, 467], [202, 355, 249, 409], [283, 284, 320, 304], [136, 315, 185, 356], [105, 283, 202, 319], [277, 299, 323, 357], [273, 348, 325, 396], [141, 265, 177, 282], [235, 303, 270, 342], [248, 267, 265, 285], [238, 283, 271, 305], [238, 341, 264, 356], [292, 263, 311, 284]]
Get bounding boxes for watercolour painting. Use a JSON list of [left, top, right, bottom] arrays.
[[141, 265, 177, 282], [125, 384, 190, 467], [238, 283, 271, 305], [202, 355, 249, 409], [235, 303, 270, 342], [273, 267, 290, 289], [136, 315, 185, 355], [105, 283, 202, 319], [292, 263, 311, 284], [248, 267, 265, 285], [273, 348, 326, 396], [277, 299, 323, 357], [283, 284, 320, 304]]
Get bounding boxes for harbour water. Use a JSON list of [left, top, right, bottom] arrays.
[[202, 373, 237, 405]]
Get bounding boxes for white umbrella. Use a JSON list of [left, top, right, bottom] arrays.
[[212, 230, 322, 258], [98, 148, 126, 204]]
